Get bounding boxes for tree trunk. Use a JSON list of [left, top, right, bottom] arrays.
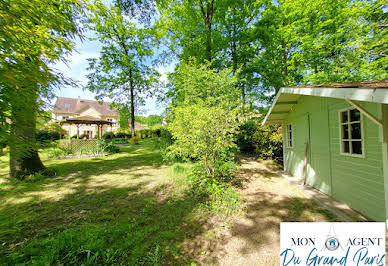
[[129, 69, 135, 137], [199, 0, 214, 62], [9, 88, 51, 179]]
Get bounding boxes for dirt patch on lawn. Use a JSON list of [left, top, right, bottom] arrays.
[[190, 158, 340, 265]]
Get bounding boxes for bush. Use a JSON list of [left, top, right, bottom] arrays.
[[129, 135, 141, 145], [0, 139, 7, 150], [97, 139, 120, 154], [36, 130, 60, 145], [236, 120, 258, 154], [186, 164, 244, 218], [253, 125, 283, 160], [102, 132, 115, 140], [110, 138, 128, 144], [47, 147, 72, 158], [236, 120, 283, 161], [152, 127, 176, 161], [115, 132, 129, 139]]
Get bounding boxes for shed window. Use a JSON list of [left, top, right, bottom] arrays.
[[340, 108, 363, 156], [286, 124, 293, 148]]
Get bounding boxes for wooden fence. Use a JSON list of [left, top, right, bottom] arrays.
[[59, 139, 99, 154]]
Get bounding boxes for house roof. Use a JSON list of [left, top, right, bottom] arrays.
[[59, 115, 114, 125], [53, 97, 117, 116], [263, 80, 388, 125]]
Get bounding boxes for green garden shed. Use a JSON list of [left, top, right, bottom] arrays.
[[263, 81, 388, 222]]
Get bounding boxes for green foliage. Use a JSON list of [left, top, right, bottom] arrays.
[[236, 119, 283, 160], [152, 127, 175, 161], [86, 1, 160, 136], [145, 115, 163, 127], [110, 138, 129, 144], [118, 105, 131, 130], [253, 126, 283, 160], [96, 139, 120, 154], [36, 130, 60, 144], [0, 0, 83, 177], [36, 111, 53, 130], [186, 164, 244, 218], [158, 0, 386, 106], [135, 115, 147, 125], [46, 147, 72, 158], [135, 116, 163, 127], [41, 122, 66, 135], [129, 135, 141, 145], [167, 61, 241, 176], [102, 132, 115, 140], [236, 120, 259, 154]]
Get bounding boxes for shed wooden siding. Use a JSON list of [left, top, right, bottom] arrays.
[[283, 96, 385, 221]]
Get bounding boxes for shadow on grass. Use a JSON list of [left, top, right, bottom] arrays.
[[0, 142, 164, 197], [0, 145, 340, 265], [0, 141, 207, 264], [0, 183, 206, 264]]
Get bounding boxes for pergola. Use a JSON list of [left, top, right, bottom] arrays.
[[60, 116, 113, 139]]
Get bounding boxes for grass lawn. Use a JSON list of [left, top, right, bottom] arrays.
[[0, 139, 338, 265]]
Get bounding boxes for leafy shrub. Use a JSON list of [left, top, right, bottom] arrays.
[[0, 138, 7, 150], [236, 120, 258, 154], [186, 164, 244, 218], [152, 128, 176, 161], [79, 133, 90, 140], [129, 135, 141, 145], [110, 138, 128, 144], [102, 132, 115, 140], [115, 132, 129, 139], [47, 147, 72, 158], [36, 130, 60, 143], [97, 139, 120, 153], [236, 120, 283, 161], [253, 125, 283, 160]]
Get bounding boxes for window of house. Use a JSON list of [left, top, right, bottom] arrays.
[[107, 118, 113, 122], [285, 124, 293, 148], [65, 103, 70, 108], [61, 116, 69, 120], [83, 130, 92, 139], [340, 108, 363, 156]]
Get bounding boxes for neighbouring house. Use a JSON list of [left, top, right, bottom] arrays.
[[52, 97, 145, 138], [263, 81, 388, 223]]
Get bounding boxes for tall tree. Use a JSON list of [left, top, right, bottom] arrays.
[[157, 0, 223, 64], [86, 1, 159, 136], [0, 0, 82, 178], [252, 0, 387, 96], [167, 60, 241, 175], [159, 0, 387, 107]]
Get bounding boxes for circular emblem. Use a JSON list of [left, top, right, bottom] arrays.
[[325, 237, 339, 251]]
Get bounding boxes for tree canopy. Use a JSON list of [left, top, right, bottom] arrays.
[[157, 0, 387, 105], [86, 0, 160, 136], [0, 0, 83, 178]]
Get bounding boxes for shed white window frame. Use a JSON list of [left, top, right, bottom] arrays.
[[61, 115, 70, 120], [285, 123, 294, 148], [338, 107, 365, 158]]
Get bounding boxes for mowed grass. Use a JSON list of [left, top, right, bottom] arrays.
[[0, 140, 342, 265], [0, 139, 201, 265]]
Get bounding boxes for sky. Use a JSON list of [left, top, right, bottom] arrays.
[[53, 31, 173, 116]]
